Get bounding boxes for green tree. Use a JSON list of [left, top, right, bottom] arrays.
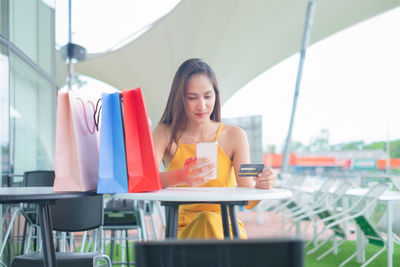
[[308, 128, 330, 152], [339, 141, 364, 150], [389, 140, 400, 158]]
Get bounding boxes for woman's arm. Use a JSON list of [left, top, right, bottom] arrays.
[[230, 126, 276, 208], [230, 127, 254, 188], [152, 124, 215, 188], [230, 126, 276, 189]]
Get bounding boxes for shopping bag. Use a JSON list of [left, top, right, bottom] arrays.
[[54, 90, 100, 192], [97, 93, 128, 193], [122, 88, 162, 192]]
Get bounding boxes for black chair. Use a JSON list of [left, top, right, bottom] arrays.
[[103, 198, 143, 266], [11, 194, 111, 267], [20, 171, 55, 254], [23, 171, 55, 187], [135, 238, 304, 267]]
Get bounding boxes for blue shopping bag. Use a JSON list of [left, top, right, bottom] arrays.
[[97, 93, 128, 193]]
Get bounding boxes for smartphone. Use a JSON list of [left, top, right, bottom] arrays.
[[196, 142, 218, 180]]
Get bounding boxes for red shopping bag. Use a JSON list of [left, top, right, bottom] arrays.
[[54, 90, 100, 192], [122, 88, 162, 192]]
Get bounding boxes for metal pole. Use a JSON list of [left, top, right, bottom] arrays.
[[67, 0, 73, 90], [281, 0, 316, 174], [386, 126, 390, 173]]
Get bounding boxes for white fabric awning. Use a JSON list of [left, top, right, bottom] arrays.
[[57, 0, 399, 124]]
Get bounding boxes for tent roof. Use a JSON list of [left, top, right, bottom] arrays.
[[57, 0, 400, 124]]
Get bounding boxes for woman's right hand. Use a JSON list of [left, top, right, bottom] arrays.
[[180, 157, 215, 186]]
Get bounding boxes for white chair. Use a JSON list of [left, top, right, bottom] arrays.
[[282, 178, 339, 235], [308, 183, 389, 267], [287, 182, 351, 245], [376, 203, 400, 244], [274, 177, 336, 235]]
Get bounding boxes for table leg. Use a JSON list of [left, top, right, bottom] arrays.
[[228, 205, 240, 239], [38, 203, 56, 267], [164, 206, 170, 238], [387, 201, 393, 267], [164, 205, 179, 239], [220, 205, 230, 239], [171, 205, 179, 238]]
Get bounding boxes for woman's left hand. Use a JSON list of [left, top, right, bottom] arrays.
[[253, 168, 276, 189]]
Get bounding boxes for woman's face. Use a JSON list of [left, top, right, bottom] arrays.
[[184, 74, 216, 124]]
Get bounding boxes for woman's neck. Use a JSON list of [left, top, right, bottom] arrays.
[[184, 120, 218, 141]]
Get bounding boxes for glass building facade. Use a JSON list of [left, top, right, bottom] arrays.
[[0, 0, 56, 185]]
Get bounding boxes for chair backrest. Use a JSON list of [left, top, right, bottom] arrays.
[[23, 170, 55, 187], [50, 194, 104, 232], [330, 183, 351, 202], [135, 238, 303, 267], [318, 178, 337, 193], [377, 203, 400, 234], [350, 183, 389, 212], [391, 176, 400, 191]]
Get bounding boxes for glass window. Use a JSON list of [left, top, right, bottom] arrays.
[[9, 51, 56, 176], [0, 44, 9, 180], [9, 0, 55, 77], [0, 0, 9, 38]]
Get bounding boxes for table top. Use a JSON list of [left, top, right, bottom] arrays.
[[293, 185, 400, 202], [116, 187, 292, 202], [0, 187, 98, 204]]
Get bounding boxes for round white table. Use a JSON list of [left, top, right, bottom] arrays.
[[116, 187, 292, 239]]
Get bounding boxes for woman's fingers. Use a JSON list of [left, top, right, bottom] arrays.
[[255, 168, 276, 189], [182, 157, 216, 186], [189, 170, 215, 186]]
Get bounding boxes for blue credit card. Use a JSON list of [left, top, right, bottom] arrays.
[[238, 164, 264, 176]]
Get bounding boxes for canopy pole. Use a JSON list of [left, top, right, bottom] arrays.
[[281, 0, 316, 174], [67, 0, 73, 90]]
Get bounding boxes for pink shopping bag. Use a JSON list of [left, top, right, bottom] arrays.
[[54, 90, 100, 192]]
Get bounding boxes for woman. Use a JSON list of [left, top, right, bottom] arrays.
[[153, 58, 276, 239]]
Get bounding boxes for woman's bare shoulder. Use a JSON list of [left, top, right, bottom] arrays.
[[222, 124, 247, 139], [154, 123, 170, 132], [153, 123, 171, 141]]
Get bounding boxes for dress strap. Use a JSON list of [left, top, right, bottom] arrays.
[[214, 123, 223, 142]]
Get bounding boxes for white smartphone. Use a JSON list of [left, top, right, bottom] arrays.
[[196, 142, 218, 180]]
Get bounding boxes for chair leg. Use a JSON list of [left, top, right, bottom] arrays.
[[148, 203, 159, 240], [137, 227, 142, 241], [24, 226, 33, 254], [360, 245, 386, 267], [86, 231, 92, 252], [317, 238, 345, 260], [0, 208, 19, 257], [138, 202, 148, 241], [81, 231, 88, 252], [20, 219, 28, 254], [120, 230, 125, 267], [93, 229, 99, 253], [155, 201, 165, 229], [110, 230, 115, 263], [339, 241, 368, 267], [125, 230, 130, 267], [308, 234, 333, 255]]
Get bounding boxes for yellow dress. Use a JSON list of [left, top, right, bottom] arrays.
[[166, 123, 247, 239]]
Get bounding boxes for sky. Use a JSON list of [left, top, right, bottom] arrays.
[[223, 7, 400, 151], [56, 2, 400, 152]]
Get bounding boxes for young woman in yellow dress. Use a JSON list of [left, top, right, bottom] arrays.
[[153, 58, 277, 239]]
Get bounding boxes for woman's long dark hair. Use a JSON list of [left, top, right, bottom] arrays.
[[159, 58, 221, 152]]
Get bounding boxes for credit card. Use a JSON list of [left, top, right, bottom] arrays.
[[238, 164, 264, 176]]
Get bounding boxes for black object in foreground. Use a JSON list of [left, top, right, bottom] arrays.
[[135, 238, 303, 267]]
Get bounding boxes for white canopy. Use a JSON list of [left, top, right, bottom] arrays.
[[57, 0, 399, 124]]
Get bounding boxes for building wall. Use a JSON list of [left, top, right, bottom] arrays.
[[0, 0, 56, 184]]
